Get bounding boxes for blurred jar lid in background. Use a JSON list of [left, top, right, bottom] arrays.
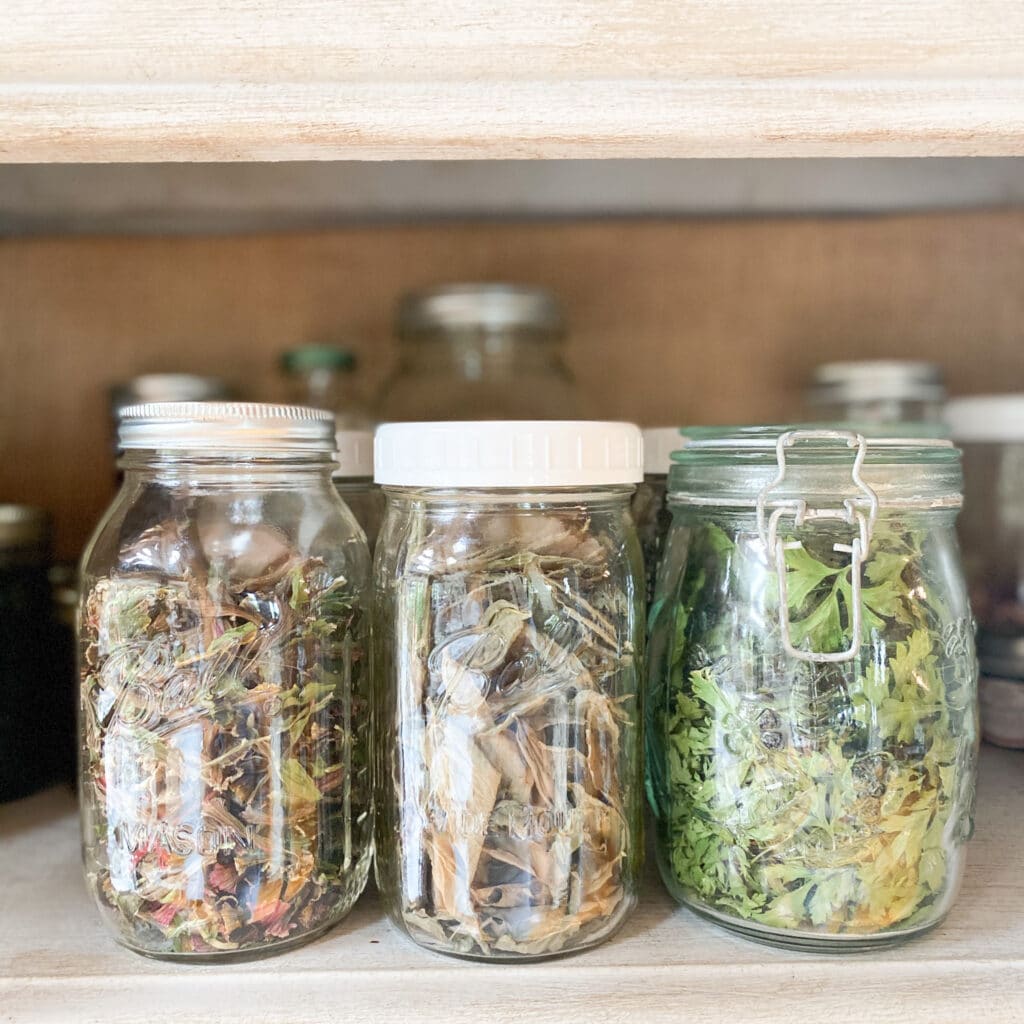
[[397, 283, 565, 337]]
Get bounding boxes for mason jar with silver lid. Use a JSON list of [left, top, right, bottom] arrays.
[[806, 361, 946, 426], [377, 283, 581, 421], [79, 402, 372, 960]]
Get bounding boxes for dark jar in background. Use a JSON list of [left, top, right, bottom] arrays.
[[0, 506, 74, 803]]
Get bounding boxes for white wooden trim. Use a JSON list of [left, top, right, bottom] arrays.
[[3, 2, 1024, 160]]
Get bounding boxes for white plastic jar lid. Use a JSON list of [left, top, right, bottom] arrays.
[[374, 421, 643, 488], [945, 394, 1024, 443], [642, 427, 686, 476], [333, 430, 374, 478], [118, 402, 335, 451]]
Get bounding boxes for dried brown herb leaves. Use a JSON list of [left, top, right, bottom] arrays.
[[391, 512, 639, 957], [80, 518, 367, 955]]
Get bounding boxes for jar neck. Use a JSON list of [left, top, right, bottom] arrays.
[[396, 328, 564, 379], [120, 449, 336, 488], [382, 485, 635, 509]]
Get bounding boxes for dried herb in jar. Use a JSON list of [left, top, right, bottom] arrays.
[[656, 520, 977, 936], [80, 517, 368, 956], [383, 509, 641, 958]]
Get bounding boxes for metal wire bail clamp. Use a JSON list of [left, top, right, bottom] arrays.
[[755, 429, 880, 664]]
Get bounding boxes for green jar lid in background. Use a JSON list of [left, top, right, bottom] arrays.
[[280, 345, 357, 374]]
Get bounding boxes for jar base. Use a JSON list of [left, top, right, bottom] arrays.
[[111, 910, 348, 964], [385, 896, 636, 963], [683, 898, 943, 954]]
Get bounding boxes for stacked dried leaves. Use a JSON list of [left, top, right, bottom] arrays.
[[380, 509, 641, 957], [649, 518, 978, 939], [80, 517, 369, 956]]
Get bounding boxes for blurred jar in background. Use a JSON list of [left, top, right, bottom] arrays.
[[0, 506, 73, 802], [377, 283, 581, 421], [111, 373, 230, 430], [946, 394, 1024, 748], [333, 430, 384, 549], [281, 345, 374, 430], [806, 360, 946, 426]]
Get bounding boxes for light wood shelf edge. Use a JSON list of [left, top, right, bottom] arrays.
[[1, 745, 1022, 1024], [4, 0, 1024, 160]]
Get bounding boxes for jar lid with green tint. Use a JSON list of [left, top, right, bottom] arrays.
[[280, 345, 357, 374], [669, 425, 962, 510]]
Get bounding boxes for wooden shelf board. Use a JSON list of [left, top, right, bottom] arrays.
[[1, 745, 1022, 1023], [4, 2, 1024, 160]]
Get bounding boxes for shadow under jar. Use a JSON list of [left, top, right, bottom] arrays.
[[78, 402, 372, 961], [646, 427, 978, 952], [372, 421, 645, 960]]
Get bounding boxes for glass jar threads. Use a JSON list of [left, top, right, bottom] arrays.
[[377, 284, 581, 422], [647, 427, 978, 951], [333, 430, 384, 549], [372, 421, 645, 960], [78, 403, 372, 960]]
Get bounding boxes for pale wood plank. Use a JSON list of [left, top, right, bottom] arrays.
[[1, 745, 1021, 1023], [3, 1, 1024, 159]]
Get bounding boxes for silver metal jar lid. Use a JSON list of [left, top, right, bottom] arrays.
[[0, 505, 50, 551], [807, 360, 945, 405], [397, 284, 565, 337], [118, 402, 336, 452]]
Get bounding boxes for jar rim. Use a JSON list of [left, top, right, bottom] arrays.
[[118, 401, 336, 452], [669, 425, 962, 508]]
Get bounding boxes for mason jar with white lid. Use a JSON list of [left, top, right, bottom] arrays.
[[372, 420, 645, 960], [946, 394, 1024, 747], [333, 430, 384, 548], [79, 402, 372, 960]]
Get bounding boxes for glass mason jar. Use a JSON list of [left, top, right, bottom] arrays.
[[377, 284, 581, 422], [281, 345, 374, 430], [805, 361, 946, 427], [946, 394, 1024, 747], [333, 430, 385, 549], [632, 428, 684, 610], [0, 506, 73, 803], [647, 427, 978, 951], [78, 403, 372, 961], [372, 421, 645, 960]]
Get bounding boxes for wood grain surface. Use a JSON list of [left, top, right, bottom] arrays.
[[3, 1, 1024, 159], [2, 210, 1024, 558], [1, 745, 1021, 1023]]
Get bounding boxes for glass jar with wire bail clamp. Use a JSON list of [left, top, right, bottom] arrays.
[[646, 426, 978, 952], [78, 402, 373, 961], [372, 420, 646, 961]]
